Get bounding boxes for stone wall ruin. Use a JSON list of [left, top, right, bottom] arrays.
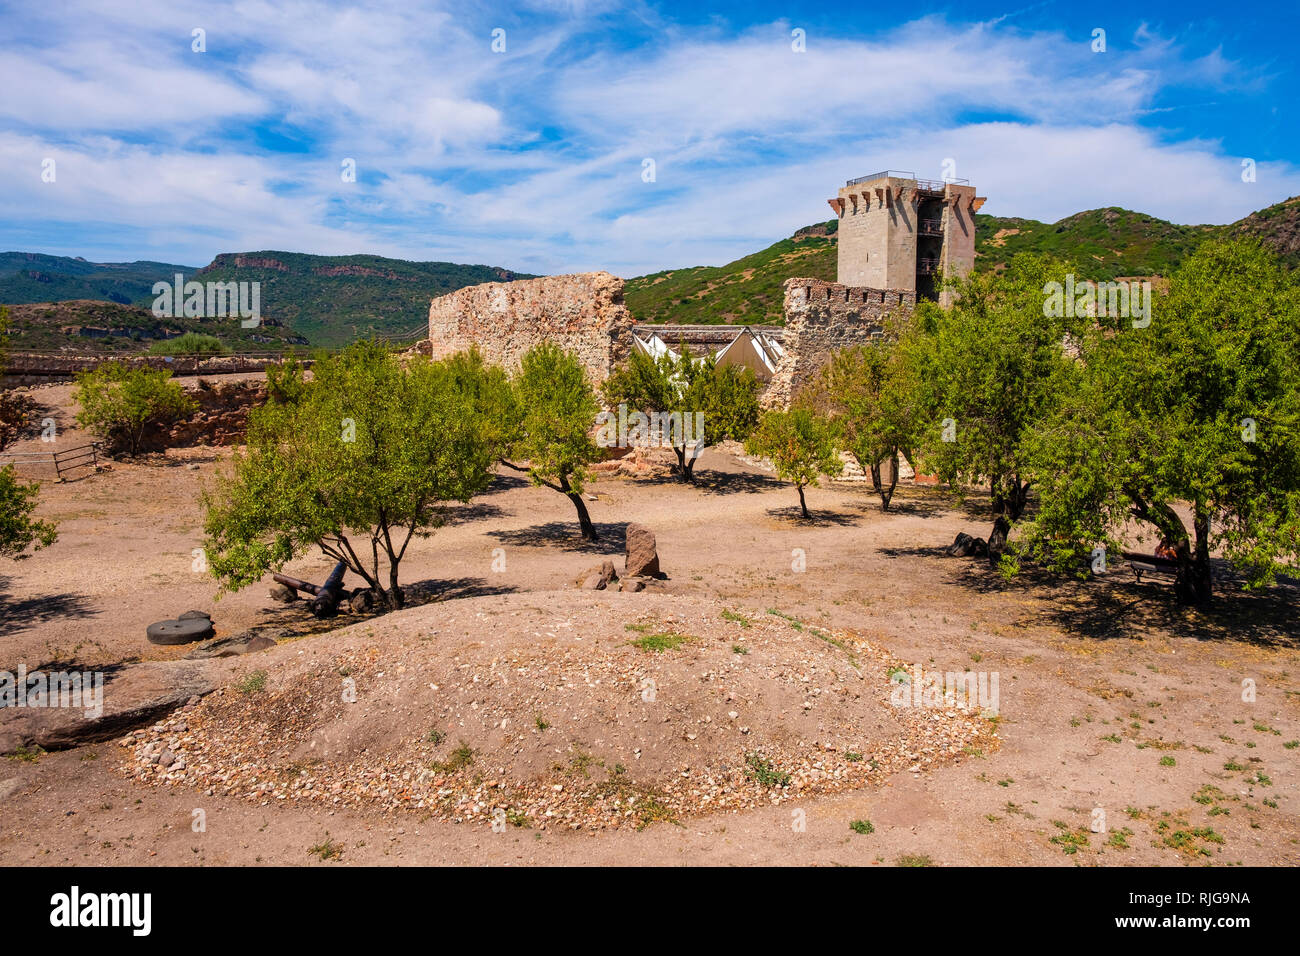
[[759, 278, 914, 408], [426, 271, 634, 384]]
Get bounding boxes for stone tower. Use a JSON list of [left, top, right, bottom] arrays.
[[828, 170, 985, 305]]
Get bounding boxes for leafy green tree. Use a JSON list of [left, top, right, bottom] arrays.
[[910, 255, 1078, 554], [73, 362, 196, 456], [0, 305, 56, 559], [745, 407, 842, 518], [500, 343, 603, 541], [799, 325, 923, 511], [202, 341, 495, 609], [601, 344, 760, 482], [0, 305, 31, 451], [0, 466, 57, 558], [1016, 239, 1300, 604]]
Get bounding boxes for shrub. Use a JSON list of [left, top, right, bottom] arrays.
[[73, 362, 195, 456]]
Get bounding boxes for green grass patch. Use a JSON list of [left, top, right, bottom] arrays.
[[743, 752, 791, 789], [629, 632, 691, 653]]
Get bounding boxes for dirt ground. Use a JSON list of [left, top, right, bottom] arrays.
[[1, 375, 1297, 866]]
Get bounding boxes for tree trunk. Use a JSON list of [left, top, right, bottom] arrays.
[[559, 473, 598, 542], [988, 474, 1028, 561], [673, 445, 697, 483], [798, 484, 810, 519], [988, 478, 1009, 559], [875, 452, 898, 511], [1130, 494, 1212, 605], [1181, 505, 1213, 604], [386, 560, 404, 609]]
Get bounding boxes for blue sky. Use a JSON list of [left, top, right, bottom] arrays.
[[1, 0, 1296, 276]]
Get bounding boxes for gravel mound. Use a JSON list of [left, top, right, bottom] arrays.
[[119, 592, 996, 830]]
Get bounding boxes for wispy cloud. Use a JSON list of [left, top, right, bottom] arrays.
[[0, 0, 1294, 275]]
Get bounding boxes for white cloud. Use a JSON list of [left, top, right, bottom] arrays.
[[0, 3, 1294, 278]]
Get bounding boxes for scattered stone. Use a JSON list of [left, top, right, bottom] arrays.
[[625, 523, 661, 578], [185, 629, 284, 659], [349, 590, 375, 614], [268, 583, 299, 603], [620, 577, 646, 593], [177, 609, 211, 621], [575, 560, 617, 590]]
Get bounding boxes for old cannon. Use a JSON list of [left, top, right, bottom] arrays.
[[273, 561, 348, 618]]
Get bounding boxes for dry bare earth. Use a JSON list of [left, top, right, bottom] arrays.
[[0, 375, 1297, 866]]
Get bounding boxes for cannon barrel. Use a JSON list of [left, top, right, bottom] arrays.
[[309, 561, 349, 618], [272, 572, 322, 596]]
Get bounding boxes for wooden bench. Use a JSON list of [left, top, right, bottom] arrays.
[[1122, 551, 1179, 584]]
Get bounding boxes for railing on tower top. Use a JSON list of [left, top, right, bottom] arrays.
[[845, 170, 971, 189]]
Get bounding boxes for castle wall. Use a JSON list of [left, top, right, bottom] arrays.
[[761, 278, 915, 409], [426, 271, 634, 383]]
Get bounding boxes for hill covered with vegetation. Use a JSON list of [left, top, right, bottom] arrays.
[[0, 252, 197, 306], [190, 252, 535, 348], [0, 251, 535, 349], [0, 300, 307, 353], [623, 196, 1300, 325]]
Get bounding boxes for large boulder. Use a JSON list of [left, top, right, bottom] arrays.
[[625, 523, 661, 578]]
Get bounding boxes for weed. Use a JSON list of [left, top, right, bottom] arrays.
[[235, 670, 267, 694]]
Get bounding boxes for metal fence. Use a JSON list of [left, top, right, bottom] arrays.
[[0, 441, 101, 481]]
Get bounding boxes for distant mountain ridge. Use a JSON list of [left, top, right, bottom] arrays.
[[4, 196, 1297, 346], [0, 251, 536, 349], [0, 252, 198, 307]]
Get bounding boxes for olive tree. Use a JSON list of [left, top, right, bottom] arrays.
[[1016, 239, 1300, 604], [745, 407, 842, 519], [202, 341, 496, 609], [601, 344, 760, 482], [73, 362, 195, 456], [798, 324, 923, 511], [0, 306, 57, 558], [499, 343, 603, 541], [910, 255, 1078, 555]]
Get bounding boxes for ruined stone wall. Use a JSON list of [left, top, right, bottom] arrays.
[[426, 272, 634, 384], [761, 278, 915, 409]]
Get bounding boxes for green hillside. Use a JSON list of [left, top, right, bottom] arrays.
[[1, 300, 307, 353], [190, 252, 535, 348], [0, 252, 197, 305], [624, 196, 1300, 325], [1, 251, 536, 349], [624, 221, 838, 326], [974, 208, 1212, 279]]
